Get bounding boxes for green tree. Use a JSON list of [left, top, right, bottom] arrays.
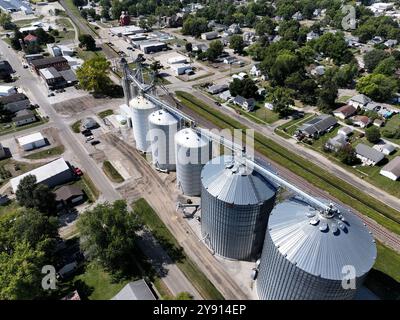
[[373, 56, 397, 76], [356, 73, 398, 102], [363, 49, 390, 72], [15, 175, 56, 215], [365, 126, 381, 144], [255, 16, 275, 36], [0, 241, 46, 300], [15, 175, 38, 209], [150, 60, 162, 77], [336, 145, 358, 165], [0, 12, 14, 30], [0, 103, 13, 123], [313, 32, 353, 65], [229, 35, 245, 54], [76, 56, 112, 94], [229, 78, 258, 99], [77, 200, 141, 277], [78, 34, 96, 51], [206, 40, 224, 61], [268, 87, 294, 118], [317, 80, 338, 112], [270, 50, 300, 85], [185, 42, 192, 52], [182, 16, 209, 37]]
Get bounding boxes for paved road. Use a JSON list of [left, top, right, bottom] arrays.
[[173, 90, 400, 253], [0, 40, 203, 299], [58, 0, 118, 60]]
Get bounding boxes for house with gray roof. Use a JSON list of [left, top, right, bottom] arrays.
[[112, 279, 156, 300], [380, 156, 400, 181], [355, 143, 385, 166], [12, 109, 36, 127], [297, 114, 337, 138], [233, 95, 255, 111], [325, 134, 348, 152], [347, 94, 372, 108]]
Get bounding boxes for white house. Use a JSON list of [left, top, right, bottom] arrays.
[[347, 94, 371, 108], [338, 126, 353, 136], [373, 143, 396, 155], [0, 85, 17, 97], [17, 132, 46, 151], [380, 156, 400, 181], [355, 143, 385, 166], [250, 65, 262, 77]]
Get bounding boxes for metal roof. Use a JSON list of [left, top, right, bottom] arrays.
[[175, 128, 209, 148], [129, 96, 156, 110], [355, 143, 385, 163], [10, 158, 70, 193], [148, 109, 177, 126], [268, 197, 376, 280], [111, 279, 155, 300], [380, 156, 400, 177], [201, 155, 276, 205]]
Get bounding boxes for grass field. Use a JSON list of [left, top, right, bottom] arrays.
[[0, 201, 20, 217], [0, 116, 46, 136], [97, 109, 114, 119], [132, 198, 224, 300], [70, 120, 81, 133], [80, 174, 99, 202], [382, 115, 400, 145], [102, 161, 124, 183], [72, 262, 132, 300], [175, 91, 400, 235], [276, 113, 314, 136], [24, 145, 65, 160]]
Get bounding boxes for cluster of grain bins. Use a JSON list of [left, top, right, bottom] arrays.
[[124, 94, 377, 300]]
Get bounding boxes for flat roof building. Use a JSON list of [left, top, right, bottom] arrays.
[[17, 132, 46, 151], [10, 158, 73, 193], [380, 156, 400, 181]]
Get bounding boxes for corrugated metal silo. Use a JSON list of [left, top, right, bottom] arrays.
[[148, 109, 179, 171], [200, 155, 277, 261], [130, 96, 158, 152], [257, 197, 377, 300], [175, 128, 211, 196]]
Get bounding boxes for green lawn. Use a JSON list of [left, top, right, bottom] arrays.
[[102, 161, 124, 183], [24, 145, 65, 160], [132, 198, 224, 300], [337, 95, 352, 103], [72, 262, 132, 300], [97, 109, 114, 119], [276, 113, 315, 137], [81, 174, 99, 202], [0, 116, 47, 136], [228, 102, 279, 125], [0, 158, 44, 187], [14, 18, 40, 28], [70, 120, 81, 133], [382, 115, 400, 145], [76, 49, 104, 61], [175, 91, 400, 235], [0, 200, 20, 217]]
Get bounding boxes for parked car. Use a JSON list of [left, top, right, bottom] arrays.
[[57, 261, 79, 280], [215, 102, 221, 106], [23, 64, 28, 69], [81, 129, 92, 136], [74, 167, 83, 176], [127, 47, 133, 50], [85, 136, 94, 142], [48, 92, 55, 97], [90, 140, 100, 146]]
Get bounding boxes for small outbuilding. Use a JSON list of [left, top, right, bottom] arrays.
[[380, 156, 400, 181], [17, 132, 46, 151]]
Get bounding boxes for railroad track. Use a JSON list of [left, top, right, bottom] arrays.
[[176, 94, 400, 252], [103, 133, 249, 300]]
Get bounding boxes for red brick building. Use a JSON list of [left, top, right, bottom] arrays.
[[119, 11, 130, 26]]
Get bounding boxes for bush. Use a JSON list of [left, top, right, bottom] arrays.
[[365, 126, 381, 143]]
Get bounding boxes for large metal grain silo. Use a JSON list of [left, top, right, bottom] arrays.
[[130, 96, 158, 152], [257, 197, 377, 300], [200, 155, 277, 261], [175, 128, 211, 196], [148, 109, 179, 171]]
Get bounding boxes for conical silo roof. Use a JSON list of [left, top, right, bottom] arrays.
[[268, 197, 377, 280], [201, 155, 276, 205]]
